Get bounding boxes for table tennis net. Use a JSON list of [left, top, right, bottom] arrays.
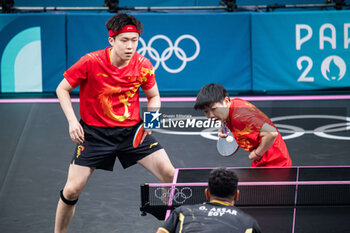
[[140, 182, 350, 220]]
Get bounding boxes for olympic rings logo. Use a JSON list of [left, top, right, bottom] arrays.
[[154, 187, 193, 204], [138, 35, 200, 73]]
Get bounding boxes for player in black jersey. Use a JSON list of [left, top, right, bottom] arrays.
[[156, 168, 261, 233]]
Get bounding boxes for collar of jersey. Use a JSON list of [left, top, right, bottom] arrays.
[[210, 200, 231, 206], [107, 47, 132, 70]]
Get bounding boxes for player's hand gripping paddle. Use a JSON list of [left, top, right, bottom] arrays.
[[216, 122, 239, 157], [133, 124, 147, 148]]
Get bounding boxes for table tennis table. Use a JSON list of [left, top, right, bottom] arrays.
[[140, 166, 350, 233]]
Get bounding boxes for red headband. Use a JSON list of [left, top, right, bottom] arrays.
[[108, 25, 140, 37]]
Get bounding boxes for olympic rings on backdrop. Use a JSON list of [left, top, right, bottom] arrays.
[[138, 35, 200, 73], [154, 187, 193, 204]]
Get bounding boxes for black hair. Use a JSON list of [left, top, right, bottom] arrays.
[[194, 83, 229, 110], [208, 168, 238, 199], [105, 13, 143, 38]]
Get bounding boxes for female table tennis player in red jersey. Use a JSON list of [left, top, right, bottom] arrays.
[[194, 83, 292, 167], [54, 13, 175, 233]]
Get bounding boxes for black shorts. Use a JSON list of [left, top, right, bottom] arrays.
[[71, 120, 163, 171]]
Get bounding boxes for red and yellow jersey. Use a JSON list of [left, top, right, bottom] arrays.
[[64, 47, 155, 127], [227, 98, 292, 167]]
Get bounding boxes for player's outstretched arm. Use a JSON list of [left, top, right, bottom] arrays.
[[56, 79, 84, 144]]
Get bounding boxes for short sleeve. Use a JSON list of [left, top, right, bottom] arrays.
[[240, 109, 266, 130], [232, 114, 264, 144], [241, 114, 265, 142], [140, 59, 156, 91], [63, 54, 90, 88], [229, 99, 271, 150]]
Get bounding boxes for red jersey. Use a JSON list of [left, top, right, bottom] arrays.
[[227, 98, 292, 167], [64, 47, 156, 127]]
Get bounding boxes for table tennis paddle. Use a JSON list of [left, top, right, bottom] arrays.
[[216, 122, 239, 157], [133, 124, 146, 148]]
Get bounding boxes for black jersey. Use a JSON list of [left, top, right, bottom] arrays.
[[159, 202, 261, 233]]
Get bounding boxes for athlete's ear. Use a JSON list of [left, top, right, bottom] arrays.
[[234, 189, 239, 201], [224, 97, 230, 105], [205, 188, 210, 201], [108, 37, 114, 46]]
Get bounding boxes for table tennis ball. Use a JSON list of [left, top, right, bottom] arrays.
[[226, 136, 234, 143]]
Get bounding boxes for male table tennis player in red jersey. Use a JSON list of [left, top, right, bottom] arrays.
[[194, 83, 292, 167], [54, 13, 175, 233]]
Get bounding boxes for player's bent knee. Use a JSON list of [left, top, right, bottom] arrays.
[[60, 189, 78, 206], [161, 167, 175, 183], [63, 180, 86, 198], [64, 185, 80, 197]]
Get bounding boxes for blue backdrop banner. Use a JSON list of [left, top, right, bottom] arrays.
[[3, 11, 349, 94], [0, 13, 66, 93], [66, 12, 252, 94], [251, 11, 350, 91]]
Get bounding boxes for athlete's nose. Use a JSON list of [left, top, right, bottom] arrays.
[[206, 111, 215, 119]]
